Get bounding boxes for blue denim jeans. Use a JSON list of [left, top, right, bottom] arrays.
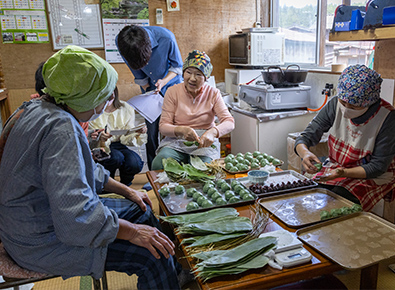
[[101, 198, 180, 289], [99, 142, 143, 185], [145, 116, 160, 170]]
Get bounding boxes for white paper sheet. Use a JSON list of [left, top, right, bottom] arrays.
[[126, 92, 163, 123], [108, 123, 145, 135]]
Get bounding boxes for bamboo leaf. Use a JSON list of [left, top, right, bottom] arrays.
[[186, 232, 247, 248], [159, 207, 239, 226], [190, 156, 208, 171]]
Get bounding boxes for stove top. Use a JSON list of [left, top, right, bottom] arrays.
[[239, 82, 311, 110], [255, 80, 302, 88], [241, 83, 311, 92]]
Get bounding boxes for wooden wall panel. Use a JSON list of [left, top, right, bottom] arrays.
[[374, 39, 395, 105], [148, 0, 257, 82], [0, 0, 258, 113]]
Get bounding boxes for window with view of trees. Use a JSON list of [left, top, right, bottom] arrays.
[[271, 0, 374, 68]]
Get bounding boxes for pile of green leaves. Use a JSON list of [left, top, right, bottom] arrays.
[[162, 157, 215, 183], [181, 232, 248, 248], [193, 237, 276, 281], [175, 216, 252, 235], [160, 207, 239, 226]]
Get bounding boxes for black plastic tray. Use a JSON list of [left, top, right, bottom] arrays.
[[238, 170, 318, 198], [157, 178, 257, 215]]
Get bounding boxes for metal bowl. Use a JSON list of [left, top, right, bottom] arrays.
[[248, 170, 270, 184]]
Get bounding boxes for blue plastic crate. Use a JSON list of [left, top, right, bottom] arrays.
[[334, 21, 351, 31]]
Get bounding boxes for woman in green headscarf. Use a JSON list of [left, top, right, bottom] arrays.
[[0, 46, 180, 289]]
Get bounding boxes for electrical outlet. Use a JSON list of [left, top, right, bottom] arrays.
[[156, 8, 163, 25]]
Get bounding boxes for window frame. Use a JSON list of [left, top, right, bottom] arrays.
[[270, 0, 352, 69]]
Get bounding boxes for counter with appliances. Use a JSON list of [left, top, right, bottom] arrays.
[[227, 67, 316, 169]]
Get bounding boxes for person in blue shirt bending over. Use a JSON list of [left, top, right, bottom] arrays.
[[116, 25, 183, 180]]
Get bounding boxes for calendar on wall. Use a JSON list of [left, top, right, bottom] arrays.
[[103, 18, 149, 63], [0, 0, 49, 43], [46, 0, 103, 50], [100, 0, 149, 63]]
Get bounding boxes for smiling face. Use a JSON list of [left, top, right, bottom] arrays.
[[183, 67, 205, 97]]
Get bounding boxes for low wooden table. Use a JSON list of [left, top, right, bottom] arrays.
[[146, 170, 379, 289]]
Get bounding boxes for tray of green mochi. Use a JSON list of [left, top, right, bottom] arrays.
[[157, 178, 257, 214], [217, 151, 283, 174]]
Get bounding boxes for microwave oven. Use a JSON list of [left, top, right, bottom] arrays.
[[229, 31, 284, 66]]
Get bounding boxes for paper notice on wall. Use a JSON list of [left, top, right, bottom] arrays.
[[102, 18, 149, 63], [0, 1, 49, 44]]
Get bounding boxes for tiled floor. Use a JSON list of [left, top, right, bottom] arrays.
[[26, 173, 395, 289]]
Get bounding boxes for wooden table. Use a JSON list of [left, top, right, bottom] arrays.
[[146, 170, 379, 289]]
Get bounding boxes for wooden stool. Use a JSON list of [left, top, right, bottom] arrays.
[[0, 243, 107, 290]]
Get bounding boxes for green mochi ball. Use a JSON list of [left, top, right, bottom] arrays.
[[186, 202, 199, 211]]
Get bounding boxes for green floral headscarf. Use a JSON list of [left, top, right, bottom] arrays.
[[42, 45, 118, 112]]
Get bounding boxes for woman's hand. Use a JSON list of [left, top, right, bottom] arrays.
[[91, 129, 112, 142], [155, 79, 166, 93], [90, 129, 102, 140], [100, 131, 112, 142], [123, 188, 152, 211], [136, 126, 147, 134], [103, 178, 153, 211], [315, 167, 345, 182], [296, 144, 321, 174], [199, 128, 217, 148], [118, 220, 175, 259], [174, 126, 199, 141], [301, 151, 322, 174]]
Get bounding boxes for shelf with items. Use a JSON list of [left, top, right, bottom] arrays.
[[329, 27, 395, 41]]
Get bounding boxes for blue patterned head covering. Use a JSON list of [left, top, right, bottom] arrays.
[[183, 50, 213, 80], [337, 64, 382, 107]]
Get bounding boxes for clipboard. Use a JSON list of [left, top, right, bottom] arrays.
[[126, 92, 163, 123]]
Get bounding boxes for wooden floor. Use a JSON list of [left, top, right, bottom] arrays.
[[26, 173, 395, 289]]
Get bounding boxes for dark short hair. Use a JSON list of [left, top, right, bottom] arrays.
[[117, 25, 152, 70], [35, 62, 46, 96]]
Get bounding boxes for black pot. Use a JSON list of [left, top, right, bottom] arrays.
[[261, 66, 285, 86], [261, 65, 308, 86], [283, 64, 308, 84]]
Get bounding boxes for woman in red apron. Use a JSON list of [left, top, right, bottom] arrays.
[[295, 65, 395, 211]]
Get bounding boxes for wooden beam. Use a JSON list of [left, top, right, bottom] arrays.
[[329, 27, 395, 41]]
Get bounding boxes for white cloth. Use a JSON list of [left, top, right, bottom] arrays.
[[89, 101, 147, 153], [156, 129, 221, 160]]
